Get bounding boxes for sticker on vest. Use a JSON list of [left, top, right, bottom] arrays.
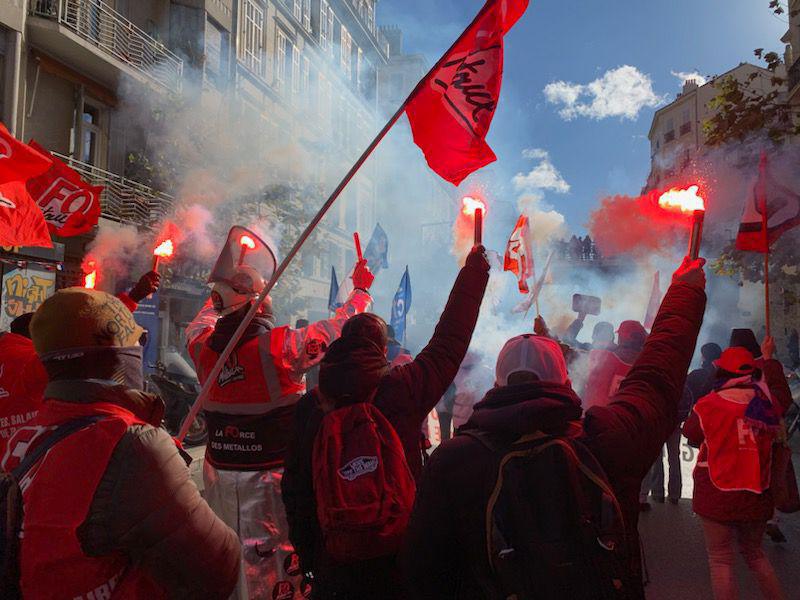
[[284, 552, 302, 577], [338, 456, 379, 481], [272, 580, 295, 600], [300, 578, 313, 599], [218, 351, 245, 387], [72, 569, 124, 600], [305, 338, 327, 359]]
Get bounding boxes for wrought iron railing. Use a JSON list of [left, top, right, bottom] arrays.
[[54, 153, 174, 228], [29, 0, 183, 93]]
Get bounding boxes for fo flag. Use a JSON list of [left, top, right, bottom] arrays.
[[0, 123, 53, 247], [736, 152, 800, 252], [390, 267, 412, 343], [405, 0, 529, 186], [503, 214, 533, 293], [363, 223, 389, 273], [27, 141, 103, 237]]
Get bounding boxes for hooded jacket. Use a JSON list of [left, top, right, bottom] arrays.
[[281, 256, 489, 586], [402, 280, 706, 599], [1, 377, 240, 599]]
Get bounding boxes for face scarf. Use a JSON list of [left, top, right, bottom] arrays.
[[40, 345, 145, 391]]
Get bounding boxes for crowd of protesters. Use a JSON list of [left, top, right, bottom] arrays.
[[0, 243, 797, 600]]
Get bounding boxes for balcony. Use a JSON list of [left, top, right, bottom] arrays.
[[54, 153, 174, 228], [28, 0, 183, 93]]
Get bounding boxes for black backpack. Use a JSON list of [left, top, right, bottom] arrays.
[[0, 416, 104, 599], [462, 430, 630, 600]]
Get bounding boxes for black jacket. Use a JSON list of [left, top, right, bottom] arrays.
[[401, 280, 707, 599]]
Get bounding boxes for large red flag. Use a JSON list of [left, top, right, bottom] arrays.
[[27, 140, 103, 237], [405, 0, 529, 186], [736, 152, 800, 252], [0, 123, 53, 247]]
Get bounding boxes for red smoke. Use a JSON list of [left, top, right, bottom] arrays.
[[588, 185, 705, 256]]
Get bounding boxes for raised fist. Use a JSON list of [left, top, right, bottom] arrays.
[[466, 245, 490, 272], [129, 271, 162, 302], [352, 259, 375, 291], [671, 256, 706, 290]]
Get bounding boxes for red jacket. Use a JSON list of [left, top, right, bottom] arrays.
[[0, 332, 47, 460]]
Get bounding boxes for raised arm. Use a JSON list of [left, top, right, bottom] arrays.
[[583, 257, 707, 479], [389, 247, 490, 420]]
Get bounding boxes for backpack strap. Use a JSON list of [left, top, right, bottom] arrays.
[[11, 416, 105, 481]]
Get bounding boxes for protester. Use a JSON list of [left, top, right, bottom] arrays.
[[186, 256, 373, 599], [683, 346, 785, 600], [684, 342, 723, 410], [386, 324, 410, 363], [282, 246, 490, 599], [436, 382, 457, 440], [401, 256, 706, 599], [0, 271, 160, 463], [1, 287, 239, 598], [563, 316, 615, 351]]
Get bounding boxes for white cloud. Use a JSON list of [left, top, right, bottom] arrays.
[[513, 148, 570, 193], [544, 65, 664, 121], [671, 70, 708, 87]]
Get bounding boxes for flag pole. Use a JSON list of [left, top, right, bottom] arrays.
[[760, 152, 771, 338], [177, 2, 497, 441], [765, 249, 771, 337]]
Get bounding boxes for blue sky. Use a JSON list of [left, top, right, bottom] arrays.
[[377, 0, 788, 233]]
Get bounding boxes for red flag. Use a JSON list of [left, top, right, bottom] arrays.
[[0, 123, 53, 247], [504, 214, 533, 293], [26, 140, 103, 237], [736, 152, 800, 252], [405, 0, 529, 186]]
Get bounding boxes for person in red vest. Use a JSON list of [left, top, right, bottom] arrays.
[[187, 258, 374, 600], [683, 346, 784, 600], [0, 270, 160, 464], [2, 287, 239, 599]]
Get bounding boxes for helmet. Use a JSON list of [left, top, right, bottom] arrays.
[[211, 264, 265, 316]]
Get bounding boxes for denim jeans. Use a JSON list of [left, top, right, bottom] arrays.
[[700, 518, 784, 600]]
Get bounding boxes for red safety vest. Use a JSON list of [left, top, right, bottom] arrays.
[[694, 390, 774, 493], [190, 326, 305, 470], [582, 349, 632, 410], [0, 333, 47, 460], [1, 401, 166, 600]]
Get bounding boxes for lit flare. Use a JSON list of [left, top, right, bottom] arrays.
[[658, 185, 705, 214], [461, 196, 487, 216], [84, 260, 97, 289], [153, 239, 175, 258]]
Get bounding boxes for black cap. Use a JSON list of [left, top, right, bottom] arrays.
[[729, 328, 762, 358]]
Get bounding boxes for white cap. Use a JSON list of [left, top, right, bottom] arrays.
[[495, 334, 569, 385]]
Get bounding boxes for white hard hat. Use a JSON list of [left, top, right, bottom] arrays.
[[211, 264, 265, 316]]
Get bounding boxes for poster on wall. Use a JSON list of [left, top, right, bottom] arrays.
[[133, 291, 161, 374], [1, 267, 56, 331]]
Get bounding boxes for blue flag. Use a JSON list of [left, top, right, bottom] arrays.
[[390, 267, 412, 343], [328, 266, 341, 312], [363, 223, 389, 273]]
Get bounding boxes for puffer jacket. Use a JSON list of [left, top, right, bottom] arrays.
[[401, 280, 706, 599], [1, 380, 240, 599]]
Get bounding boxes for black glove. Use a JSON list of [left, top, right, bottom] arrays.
[[129, 271, 161, 303], [465, 245, 490, 272]]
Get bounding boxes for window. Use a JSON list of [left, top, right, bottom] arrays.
[[80, 102, 104, 166], [292, 45, 301, 94], [340, 26, 352, 78], [239, 1, 265, 77], [320, 1, 333, 52], [302, 0, 311, 31], [205, 18, 228, 87], [275, 30, 289, 90], [318, 73, 332, 127], [356, 47, 363, 91], [293, 0, 302, 21], [302, 56, 310, 93], [366, 1, 374, 32]]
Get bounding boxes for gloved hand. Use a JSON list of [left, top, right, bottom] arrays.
[[671, 256, 706, 290], [761, 336, 776, 360], [466, 245, 490, 272], [534, 315, 551, 338], [351, 260, 375, 292], [129, 271, 161, 302]]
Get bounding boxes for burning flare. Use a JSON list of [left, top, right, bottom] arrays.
[[461, 196, 487, 216], [658, 185, 705, 214], [84, 260, 97, 289], [239, 235, 256, 249], [153, 239, 175, 258]]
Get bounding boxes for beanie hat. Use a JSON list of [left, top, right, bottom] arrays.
[[617, 320, 647, 348], [495, 334, 569, 386], [31, 288, 143, 354], [729, 328, 762, 358]]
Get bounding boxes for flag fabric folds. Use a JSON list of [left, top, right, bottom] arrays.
[[390, 267, 412, 343], [736, 152, 800, 253], [503, 214, 534, 293], [328, 266, 341, 312], [405, 0, 529, 186], [0, 123, 53, 247], [27, 140, 103, 237], [363, 223, 389, 273]]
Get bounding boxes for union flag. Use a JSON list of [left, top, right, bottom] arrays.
[[405, 0, 529, 186], [503, 214, 533, 293], [736, 152, 800, 253], [27, 140, 103, 237], [0, 123, 53, 247]]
